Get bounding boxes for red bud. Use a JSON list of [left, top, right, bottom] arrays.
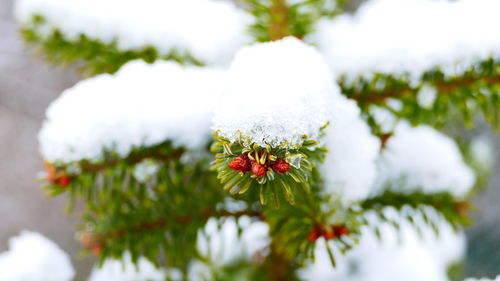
[[271, 158, 290, 174], [333, 225, 350, 237], [308, 228, 320, 242], [251, 161, 267, 177], [228, 154, 251, 172], [57, 176, 71, 187]]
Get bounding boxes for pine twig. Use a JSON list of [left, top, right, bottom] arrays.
[[268, 0, 290, 41], [347, 74, 500, 105]]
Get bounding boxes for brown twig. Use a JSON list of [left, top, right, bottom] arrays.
[[347, 74, 500, 105], [59, 148, 185, 174], [268, 0, 290, 41]]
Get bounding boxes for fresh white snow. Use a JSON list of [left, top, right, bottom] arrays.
[[321, 93, 381, 203], [299, 207, 465, 281], [213, 37, 336, 148], [14, 0, 252, 66], [374, 122, 475, 198], [88, 253, 167, 281], [39, 60, 226, 163], [0, 231, 75, 281], [312, 0, 500, 81]]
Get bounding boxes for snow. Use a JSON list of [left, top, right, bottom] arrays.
[[374, 122, 475, 198], [189, 217, 270, 280], [14, 0, 252, 66], [88, 253, 167, 281], [321, 93, 381, 203], [39, 60, 226, 163], [89, 218, 269, 281], [299, 207, 465, 281], [0, 231, 75, 281], [311, 0, 500, 81], [213, 37, 336, 148]]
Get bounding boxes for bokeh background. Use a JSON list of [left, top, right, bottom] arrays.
[[0, 0, 498, 280]]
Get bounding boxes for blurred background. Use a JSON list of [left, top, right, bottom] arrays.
[[0, 0, 498, 280]]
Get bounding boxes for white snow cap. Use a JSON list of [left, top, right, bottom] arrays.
[[374, 122, 475, 198], [312, 0, 500, 80], [213, 37, 336, 148], [0, 231, 75, 281], [14, 0, 252, 66], [88, 253, 166, 281], [190, 217, 269, 280], [321, 93, 380, 203], [39, 60, 226, 163], [299, 208, 465, 281]]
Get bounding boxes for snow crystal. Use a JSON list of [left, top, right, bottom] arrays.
[[88, 252, 167, 281], [213, 37, 336, 148], [39, 60, 226, 163], [321, 93, 380, 203], [311, 0, 500, 81], [0, 231, 75, 281], [14, 0, 252, 66], [374, 122, 475, 198], [190, 217, 269, 280], [299, 207, 465, 281]]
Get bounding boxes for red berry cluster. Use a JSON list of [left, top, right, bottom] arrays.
[[228, 154, 291, 177], [45, 163, 72, 187], [307, 224, 350, 242], [81, 231, 105, 256]]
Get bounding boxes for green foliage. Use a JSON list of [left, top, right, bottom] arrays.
[[44, 141, 227, 271], [248, 0, 347, 41], [25, 0, 487, 279], [21, 15, 202, 76], [264, 182, 363, 268], [210, 132, 327, 207], [343, 58, 500, 133], [361, 191, 471, 231]]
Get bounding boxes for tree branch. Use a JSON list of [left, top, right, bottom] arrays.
[[78, 148, 184, 173], [347, 74, 500, 105], [268, 0, 290, 41]]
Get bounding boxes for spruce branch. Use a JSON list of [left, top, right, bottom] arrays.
[[361, 191, 471, 230], [43, 141, 184, 195], [211, 132, 327, 207], [347, 74, 500, 105], [20, 18, 203, 75], [342, 59, 500, 129], [87, 209, 264, 243]]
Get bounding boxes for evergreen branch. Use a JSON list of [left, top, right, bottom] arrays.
[[210, 133, 327, 207], [361, 191, 471, 229], [97, 210, 264, 241], [73, 159, 226, 270], [77, 147, 185, 174], [342, 58, 500, 129], [44, 140, 185, 194], [347, 74, 500, 105], [263, 181, 363, 268], [20, 17, 203, 76]]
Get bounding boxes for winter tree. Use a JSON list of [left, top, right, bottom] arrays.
[[5, 0, 500, 280]]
